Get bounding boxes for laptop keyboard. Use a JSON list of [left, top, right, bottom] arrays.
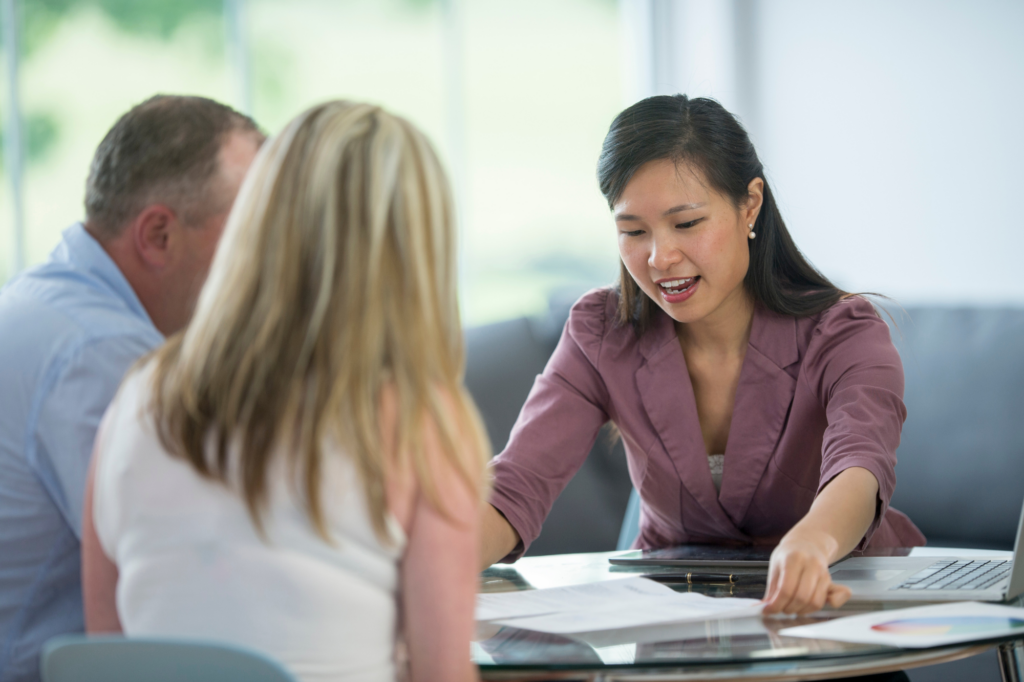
[[891, 559, 1013, 591]]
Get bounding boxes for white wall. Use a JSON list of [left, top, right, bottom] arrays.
[[626, 0, 1024, 306]]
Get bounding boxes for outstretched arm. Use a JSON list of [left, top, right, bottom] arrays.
[[764, 299, 914, 615], [762, 466, 878, 615], [480, 504, 521, 570]]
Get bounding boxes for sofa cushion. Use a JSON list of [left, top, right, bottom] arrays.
[[466, 303, 1024, 554], [464, 312, 631, 556], [887, 307, 1024, 549]]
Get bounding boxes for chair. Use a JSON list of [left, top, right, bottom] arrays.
[[41, 635, 298, 682], [617, 487, 641, 551], [885, 307, 1024, 549]]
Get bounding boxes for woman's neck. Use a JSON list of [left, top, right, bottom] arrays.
[[675, 288, 756, 358]]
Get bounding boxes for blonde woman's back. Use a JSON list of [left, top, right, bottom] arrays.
[[93, 366, 406, 682], [84, 100, 488, 682]]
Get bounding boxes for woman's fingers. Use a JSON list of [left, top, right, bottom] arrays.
[[783, 565, 822, 615], [762, 562, 795, 613], [763, 561, 806, 614], [826, 583, 852, 609], [800, 572, 831, 616], [762, 552, 837, 615], [762, 563, 781, 607], [774, 568, 809, 614]]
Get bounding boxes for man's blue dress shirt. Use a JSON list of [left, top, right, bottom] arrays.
[[0, 224, 163, 682]]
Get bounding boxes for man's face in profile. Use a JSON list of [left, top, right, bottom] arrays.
[[174, 130, 263, 325]]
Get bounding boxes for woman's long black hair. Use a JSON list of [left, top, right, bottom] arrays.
[[598, 95, 845, 334]]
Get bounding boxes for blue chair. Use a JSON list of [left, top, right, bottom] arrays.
[[616, 487, 641, 551], [41, 635, 298, 682]]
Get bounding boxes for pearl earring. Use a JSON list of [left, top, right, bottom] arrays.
[[748, 223, 756, 239]]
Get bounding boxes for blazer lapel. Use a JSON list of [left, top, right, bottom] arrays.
[[718, 307, 800, 528], [635, 312, 747, 541]]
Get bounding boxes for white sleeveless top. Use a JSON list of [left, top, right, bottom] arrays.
[[94, 367, 406, 682]]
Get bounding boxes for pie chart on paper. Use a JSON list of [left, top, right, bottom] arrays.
[[871, 616, 1024, 637]]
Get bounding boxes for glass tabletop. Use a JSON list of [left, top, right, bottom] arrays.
[[473, 551, 1008, 676]]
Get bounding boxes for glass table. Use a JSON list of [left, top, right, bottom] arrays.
[[475, 551, 1024, 681]]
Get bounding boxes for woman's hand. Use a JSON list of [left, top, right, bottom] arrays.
[[761, 467, 880, 615], [762, 530, 851, 615]]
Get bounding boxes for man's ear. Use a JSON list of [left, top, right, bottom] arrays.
[[130, 205, 178, 270]]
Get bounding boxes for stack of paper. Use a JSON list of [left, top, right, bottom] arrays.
[[477, 577, 763, 634], [781, 602, 1024, 648]]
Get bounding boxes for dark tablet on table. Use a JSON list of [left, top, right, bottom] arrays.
[[610, 545, 911, 569], [609, 544, 773, 568]]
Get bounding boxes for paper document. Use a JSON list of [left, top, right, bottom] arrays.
[[477, 577, 762, 634], [781, 601, 1024, 648]]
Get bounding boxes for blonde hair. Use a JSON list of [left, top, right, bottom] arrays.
[[149, 100, 490, 541]]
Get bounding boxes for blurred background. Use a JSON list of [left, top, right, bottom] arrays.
[[1, 0, 1023, 326]]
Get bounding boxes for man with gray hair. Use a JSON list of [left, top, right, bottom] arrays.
[[0, 95, 264, 682]]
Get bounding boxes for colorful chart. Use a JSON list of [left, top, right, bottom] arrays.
[[871, 616, 1024, 637]]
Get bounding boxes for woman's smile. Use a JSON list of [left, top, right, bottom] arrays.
[[656, 275, 700, 303]]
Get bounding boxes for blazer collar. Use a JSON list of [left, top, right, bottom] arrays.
[[748, 304, 800, 371], [635, 304, 800, 540], [636, 303, 799, 369]]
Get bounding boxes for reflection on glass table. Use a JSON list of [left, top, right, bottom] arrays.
[[475, 551, 1019, 681]]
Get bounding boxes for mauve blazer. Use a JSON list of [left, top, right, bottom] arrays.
[[490, 288, 926, 561]]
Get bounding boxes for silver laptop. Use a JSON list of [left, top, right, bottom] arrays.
[[833, 501, 1024, 603], [611, 503, 1024, 603]]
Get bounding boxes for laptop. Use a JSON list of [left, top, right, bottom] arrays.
[[611, 501, 1024, 603], [831, 499, 1024, 602]]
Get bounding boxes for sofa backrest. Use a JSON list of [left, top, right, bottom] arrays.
[[465, 303, 1024, 553], [887, 306, 1024, 549], [464, 308, 631, 556]]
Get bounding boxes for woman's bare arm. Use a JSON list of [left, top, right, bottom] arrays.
[[479, 504, 521, 570], [81, 438, 122, 633], [397, 397, 482, 682], [762, 466, 879, 615]]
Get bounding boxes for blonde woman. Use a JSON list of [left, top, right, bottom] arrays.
[[80, 101, 490, 682]]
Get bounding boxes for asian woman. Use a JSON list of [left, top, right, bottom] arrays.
[[481, 95, 925, 617]]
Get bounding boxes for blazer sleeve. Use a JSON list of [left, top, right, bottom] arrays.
[[802, 297, 906, 547], [488, 289, 614, 561]]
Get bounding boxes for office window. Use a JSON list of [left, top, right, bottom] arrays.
[[246, 0, 625, 323], [457, 0, 623, 323], [10, 0, 229, 269], [246, 0, 447, 142], [2, 0, 623, 325]]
